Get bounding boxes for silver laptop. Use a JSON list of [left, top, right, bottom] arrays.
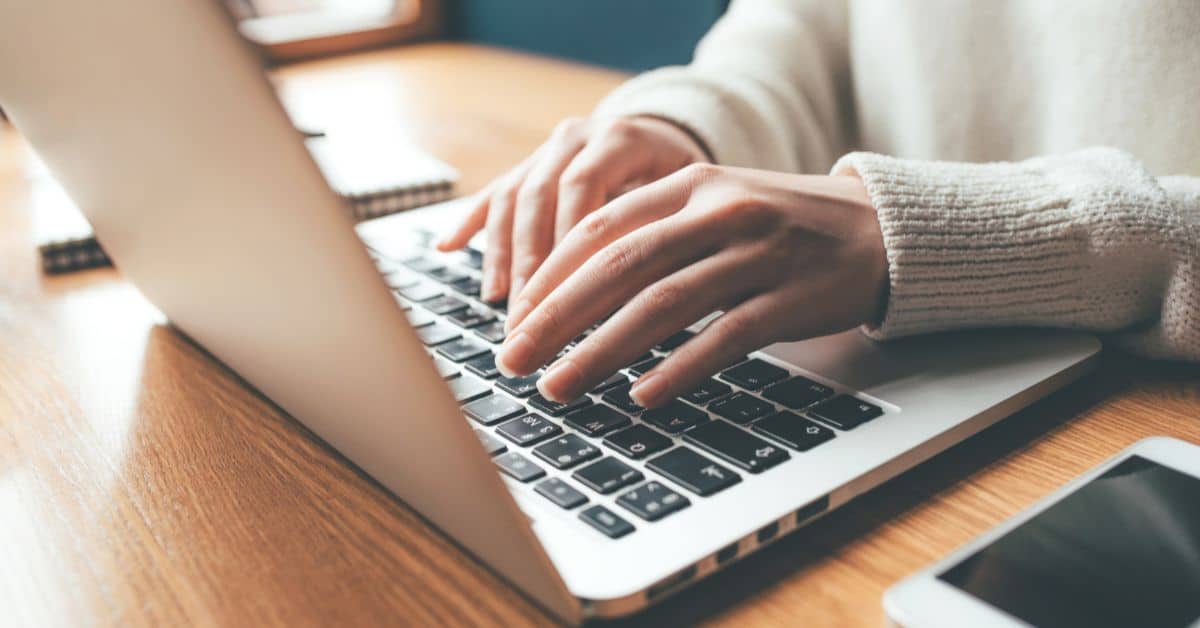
[[0, 0, 1100, 622]]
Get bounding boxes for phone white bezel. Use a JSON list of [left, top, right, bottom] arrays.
[[883, 436, 1200, 628]]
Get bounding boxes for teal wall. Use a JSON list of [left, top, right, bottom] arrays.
[[446, 1, 727, 72]]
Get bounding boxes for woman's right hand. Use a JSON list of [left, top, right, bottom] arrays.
[[436, 115, 710, 310]]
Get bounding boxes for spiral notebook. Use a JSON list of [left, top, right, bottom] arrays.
[[35, 130, 458, 274]]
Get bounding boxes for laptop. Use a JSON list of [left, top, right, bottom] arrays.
[[0, 0, 1100, 622]]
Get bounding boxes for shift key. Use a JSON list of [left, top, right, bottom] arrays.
[[683, 420, 789, 474]]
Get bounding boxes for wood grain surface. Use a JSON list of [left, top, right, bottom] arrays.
[[1, 43, 1197, 627]]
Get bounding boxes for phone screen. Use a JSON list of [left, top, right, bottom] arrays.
[[939, 456, 1200, 628]]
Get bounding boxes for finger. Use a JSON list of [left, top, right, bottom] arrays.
[[497, 210, 724, 377], [537, 246, 769, 402], [554, 123, 656, 243], [506, 163, 713, 330], [481, 179, 520, 302], [509, 120, 588, 303], [436, 187, 491, 251], [631, 293, 783, 407]]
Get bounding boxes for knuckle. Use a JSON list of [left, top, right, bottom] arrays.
[[638, 281, 686, 313], [578, 211, 609, 240], [535, 299, 564, 333], [597, 240, 640, 277], [678, 162, 721, 187], [600, 116, 638, 140], [553, 116, 586, 138]]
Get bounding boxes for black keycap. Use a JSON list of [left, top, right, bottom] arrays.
[[752, 411, 837, 451], [475, 429, 507, 456], [427, 266, 469, 285], [533, 433, 601, 469], [450, 277, 482, 297], [459, 247, 485, 270], [497, 413, 562, 446], [579, 505, 634, 539], [402, 256, 441, 273], [436, 337, 491, 363], [398, 283, 442, 302], [464, 352, 501, 379], [642, 400, 709, 434], [628, 356, 664, 376], [572, 457, 644, 494], [447, 374, 491, 403], [564, 404, 631, 437], [570, 329, 592, 345], [528, 393, 593, 417], [494, 451, 545, 482], [601, 383, 644, 414], [604, 425, 672, 460], [473, 321, 507, 344], [710, 392, 775, 425], [415, 323, 460, 346], [681, 379, 733, 405], [654, 330, 695, 352], [761, 376, 835, 409], [623, 352, 654, 370], [683, 420, 790, 473], [447, 306, 495, 329], [496, 372, 541, 398], [589, 373, 628, 394], [647, 447, 741, 496], [719, 358, 789, 390], [406, 309, 436, 329], [535, 478, 589, 509], [463, 394, 525, 425], [616, 481, 690, 521], [432, 355, 460, 379], [423, 294, 470, 315], [808, 395, 883, 430]]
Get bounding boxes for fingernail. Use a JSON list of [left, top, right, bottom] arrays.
[[506, 298, 532, 333], [630, 373, 667, 407], [497, 330, 535, 375], [540, 359, 583, 402]]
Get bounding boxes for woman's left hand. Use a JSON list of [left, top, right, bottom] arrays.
[[495, 163, 889, 407]]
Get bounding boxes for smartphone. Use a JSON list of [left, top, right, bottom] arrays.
[[884, 436, 1200, 628]]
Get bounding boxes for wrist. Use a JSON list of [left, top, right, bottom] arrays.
[[627, 114, 715, 164]]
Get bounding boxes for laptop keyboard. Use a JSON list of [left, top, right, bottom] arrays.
[[367, 242, 888, 541]]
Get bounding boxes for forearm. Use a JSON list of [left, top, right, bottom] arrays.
[[593, 0, 850, 174], [835, 147, 1200, 361]]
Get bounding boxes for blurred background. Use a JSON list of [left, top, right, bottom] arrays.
[[229, 0, 728, 70]]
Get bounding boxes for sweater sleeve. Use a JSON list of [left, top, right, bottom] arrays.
[[592, 0, 851, 174], [833, 148, 1200, 361]]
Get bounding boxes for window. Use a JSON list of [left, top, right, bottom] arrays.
[[229, 0, 442, 62]]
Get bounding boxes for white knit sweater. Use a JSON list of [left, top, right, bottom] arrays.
[[594, 0, 1200, 360]]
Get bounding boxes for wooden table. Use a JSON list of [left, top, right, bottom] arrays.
[[1, 43, 1197, 627]]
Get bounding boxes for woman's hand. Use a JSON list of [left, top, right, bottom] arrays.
[[436, 115, 709, 304], [495, 164, 889, 407]]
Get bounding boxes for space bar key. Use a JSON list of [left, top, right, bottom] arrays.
[[682, 420, 789, 474]]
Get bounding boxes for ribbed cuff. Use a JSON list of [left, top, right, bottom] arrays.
[[592, 73, 757, 168], [831, 151, 1102, 340]]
